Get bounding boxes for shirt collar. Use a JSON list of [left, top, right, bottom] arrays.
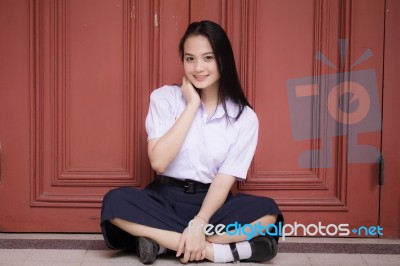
[[207, 99, 240, 120]]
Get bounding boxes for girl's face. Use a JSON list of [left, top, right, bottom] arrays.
[[183, 35, 220, 92]]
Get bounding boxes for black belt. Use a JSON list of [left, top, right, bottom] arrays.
[[156, 175, 211, 194]]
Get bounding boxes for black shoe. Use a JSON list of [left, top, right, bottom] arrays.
[[243, 235, 278, 262], [136, 237, 159, 264], [229, 236, 278, 263]]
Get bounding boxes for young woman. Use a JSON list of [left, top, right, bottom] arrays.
[[101, 20, 283, 264]]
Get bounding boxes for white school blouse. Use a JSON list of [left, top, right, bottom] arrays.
[[145, 85, 258, 184]]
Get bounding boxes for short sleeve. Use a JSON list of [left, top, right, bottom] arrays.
[[218, 108, 259, 180], [145, 86, 178, 140]]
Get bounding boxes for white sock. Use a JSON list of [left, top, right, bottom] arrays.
[[212, 243, 233, 263], [212, 241, 251, 263], [236, 241, 252, 260], [157, 245, 167, 255]]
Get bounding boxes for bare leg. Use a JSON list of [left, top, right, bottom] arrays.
[[111, 218, 180, 250], [111, 218, 215, 261]]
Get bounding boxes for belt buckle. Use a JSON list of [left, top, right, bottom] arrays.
[[184, 180, 196, 194]]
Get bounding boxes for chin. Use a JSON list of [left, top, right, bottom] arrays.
[[190, 81, 204, 89]]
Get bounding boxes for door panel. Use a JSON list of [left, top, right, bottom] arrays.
[[0, 0, 189, 231], [33, 0, 143, 209]]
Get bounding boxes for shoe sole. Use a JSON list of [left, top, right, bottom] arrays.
[[137, 237, 158, 264]]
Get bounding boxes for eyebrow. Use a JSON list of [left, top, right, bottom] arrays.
[[184, 52, 214, 56]]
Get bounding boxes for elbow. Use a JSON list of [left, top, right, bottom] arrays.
[[150, 160, 167, 174], [148, 148, 170, 174]]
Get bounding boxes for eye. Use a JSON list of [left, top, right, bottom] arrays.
[[185, 56, 194, 62], [204, 55, 214, 61]]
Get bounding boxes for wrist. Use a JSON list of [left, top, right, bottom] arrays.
[[186, 100, 200, 109], [194, 214, 209, 224], [187, 219, 206, 237]]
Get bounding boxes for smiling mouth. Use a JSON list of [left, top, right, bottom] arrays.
[[193, 75, 208, 81]]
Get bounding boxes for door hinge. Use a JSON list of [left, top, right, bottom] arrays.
[[378, 154, 384, 186], [154, 14, 159, 28]]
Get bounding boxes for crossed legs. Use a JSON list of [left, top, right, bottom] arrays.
[[110, 214, 277, 262]]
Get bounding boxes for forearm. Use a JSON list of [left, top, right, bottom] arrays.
[[148, 103, 199, 173], [196, 173, 236, 223]]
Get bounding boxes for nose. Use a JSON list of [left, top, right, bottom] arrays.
[[194, 59, 204, 72]]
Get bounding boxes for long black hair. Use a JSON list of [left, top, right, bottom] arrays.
[[178, 20, 251, 121]]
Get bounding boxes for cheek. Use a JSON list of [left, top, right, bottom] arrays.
[[186, 75, 197, 86], [183, 62, 191, 75]]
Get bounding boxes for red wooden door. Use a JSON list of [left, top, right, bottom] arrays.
[[0, 0, 398, 237], [191, 0, 386, 236]]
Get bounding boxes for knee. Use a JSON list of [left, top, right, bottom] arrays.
[[255, 197, 280, 224], [103, 187, 131, 201], [103, 189, 118, 205], [103, 188, 120, 199], [102, 187, 130, 208]]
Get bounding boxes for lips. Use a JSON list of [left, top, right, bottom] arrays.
[[193, 75, 208, 81]]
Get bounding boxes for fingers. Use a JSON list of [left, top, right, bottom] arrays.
[[196, 249, 206, 261], [182, 249, 191, 263], [180, 250, 204, 264], [179, 245, 206, 264], [181, 76, 198, 95], [176, 235, 185, 258], [181, 76, 195, 92], [201, 249, 207, 260], [177, 226, 207, 263]]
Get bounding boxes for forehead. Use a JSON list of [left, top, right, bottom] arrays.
[[184, 35, 214, 55]]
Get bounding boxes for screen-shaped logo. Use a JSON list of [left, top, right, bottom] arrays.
[[286, 40, 381, 168]]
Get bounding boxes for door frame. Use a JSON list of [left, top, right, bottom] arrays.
[[379, 0, 400, 238]]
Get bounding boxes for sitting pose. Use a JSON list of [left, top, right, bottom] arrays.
[[101, 20, 283, 264]]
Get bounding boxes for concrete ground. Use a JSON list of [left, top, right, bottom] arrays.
[[0, 233, 399, 265]]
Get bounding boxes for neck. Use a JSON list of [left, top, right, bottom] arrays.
[[200, 86, 219, 115]]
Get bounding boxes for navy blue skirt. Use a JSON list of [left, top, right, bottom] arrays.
[[101, 180, 283, 250]]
